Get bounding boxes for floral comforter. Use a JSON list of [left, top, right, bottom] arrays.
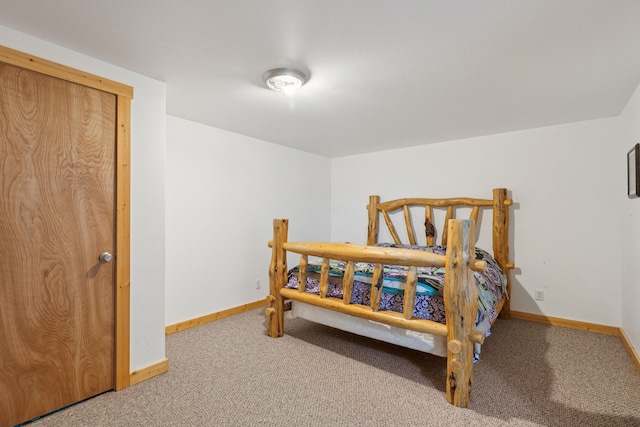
[[286, 243, 507, 336]]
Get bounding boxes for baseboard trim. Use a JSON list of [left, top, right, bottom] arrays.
[[127, 299, 271, 385], [510, 310, 620, 335], [129, 357, 169, 386], [619, 328, 640, 373], [510, 311, 639, 374], [165, 298, 270, 335]]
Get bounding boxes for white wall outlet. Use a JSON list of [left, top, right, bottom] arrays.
[[256, 279, 261, 289], [534, 289, 544, 301]]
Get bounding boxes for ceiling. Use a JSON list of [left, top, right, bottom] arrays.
[[2, 1, 640, 158]]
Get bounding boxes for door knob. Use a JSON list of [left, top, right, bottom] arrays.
[[99, 252, 114, 263]]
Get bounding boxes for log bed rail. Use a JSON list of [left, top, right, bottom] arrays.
[[265, 188, 514, 407]]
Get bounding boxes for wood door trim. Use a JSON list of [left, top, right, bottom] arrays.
[[0, 45, 133, 390], [115, 92, 132, 390], [0, 45, 133, 98]]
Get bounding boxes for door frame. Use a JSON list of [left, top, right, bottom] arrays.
[[0, 45, 133, 390]]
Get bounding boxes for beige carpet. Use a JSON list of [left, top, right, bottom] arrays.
[[28, 309, 640, 426]]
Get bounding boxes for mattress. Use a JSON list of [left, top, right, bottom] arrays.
[[287, 300, 449, 357]]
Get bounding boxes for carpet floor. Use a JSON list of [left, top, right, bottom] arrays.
[[28, 309, 640, 426]]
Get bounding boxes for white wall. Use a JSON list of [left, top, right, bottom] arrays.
[[331, 117, 623, 327], [165, 116, 331, 326], [0, 27, 167, 372], [619, 83, 640, 352]]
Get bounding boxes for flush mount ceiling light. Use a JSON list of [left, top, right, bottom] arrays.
[[262, 68, 308, 95]]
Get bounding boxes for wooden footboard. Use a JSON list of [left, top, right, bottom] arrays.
[[267, 218, 485, 407], [265, 188, 514, 408]]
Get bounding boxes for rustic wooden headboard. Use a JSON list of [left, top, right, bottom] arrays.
[[366, 188, 514, 317]]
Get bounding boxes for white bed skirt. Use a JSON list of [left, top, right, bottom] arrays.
[[287, 301, 448, 357]]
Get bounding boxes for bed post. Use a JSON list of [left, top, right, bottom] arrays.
[[367, 195, 380, 245], [492, 188, 512, 319], [266, 219, 288, 338], [444, 219, 478, 408]]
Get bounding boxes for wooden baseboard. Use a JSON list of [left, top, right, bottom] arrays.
[[129, 357, 169, 386], [165, 298, 270, 335], [619, 328, 640, 373], [510, 310, 620, 335], [127, 299, 270, 386], [510, 311, 640, 374]]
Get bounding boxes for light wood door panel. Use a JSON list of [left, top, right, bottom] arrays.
[[0, 63, 116, 426]]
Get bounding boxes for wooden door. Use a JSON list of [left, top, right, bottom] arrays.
[[0, 62, 117, 426]]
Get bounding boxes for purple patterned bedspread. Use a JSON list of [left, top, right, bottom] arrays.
[[285, 244, 507, 336]]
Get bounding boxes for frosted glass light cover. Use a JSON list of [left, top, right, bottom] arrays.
[[263, 68, 307, 94]]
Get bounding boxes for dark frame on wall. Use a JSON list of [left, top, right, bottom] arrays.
[[628, 143, 640, 198]]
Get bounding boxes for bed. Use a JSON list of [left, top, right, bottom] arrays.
[[265, 188, 514, 407]]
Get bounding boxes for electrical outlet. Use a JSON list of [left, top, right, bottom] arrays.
[[256, 279, 261, 289], [534, 289, 544, 301]]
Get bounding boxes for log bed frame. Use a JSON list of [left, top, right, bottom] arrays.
[[266, 188, 514, 407]]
